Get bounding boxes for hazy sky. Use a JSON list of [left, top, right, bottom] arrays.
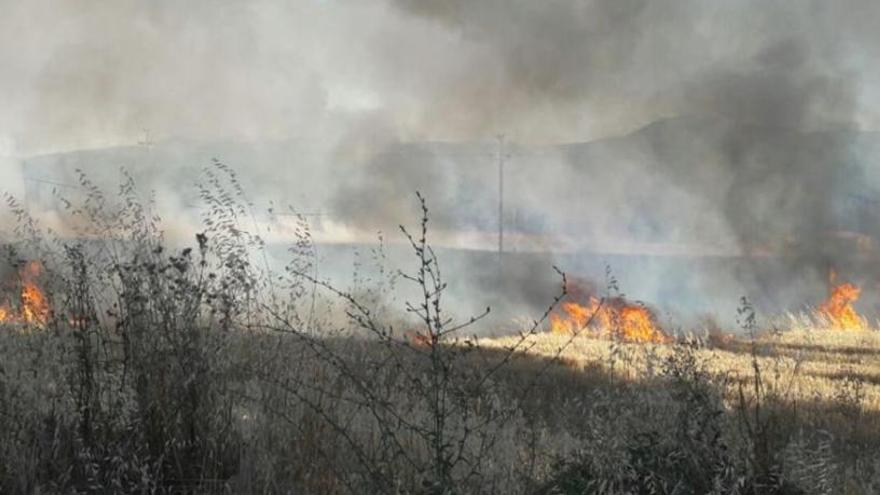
[[2, 0, 879, 156]]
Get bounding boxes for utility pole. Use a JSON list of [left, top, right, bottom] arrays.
[[138, 128, 155, 225], [20, 162, 29, 214], [137, 128, 154, 149], [496, 134, 507, 258]]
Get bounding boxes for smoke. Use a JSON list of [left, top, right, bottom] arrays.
[[6, 1, 880, 323], [331, 0, 880, 319], [8, 1, 874, 151]]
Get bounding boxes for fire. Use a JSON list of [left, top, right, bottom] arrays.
[[0, 261, 50, 326], [404, 329, 433, 347], [818, 271, 865, 330], [549, 292, 669, 343]]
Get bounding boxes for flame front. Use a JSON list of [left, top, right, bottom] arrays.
[[0, 261, 50, 326], [550, 296, 668, 343], [818, 271, 865, 330], [21, 284, 49, 324]]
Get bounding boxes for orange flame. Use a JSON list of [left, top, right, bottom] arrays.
[[818, 271, 865, 330], [0, 261, 50, 326], [404, 329, 432, 347], [550, 293, 669, 343]]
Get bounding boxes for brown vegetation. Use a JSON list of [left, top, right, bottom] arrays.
[[0, 166, 878, 493]]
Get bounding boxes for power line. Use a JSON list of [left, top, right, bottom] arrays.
[[23, 177, 83, 189]]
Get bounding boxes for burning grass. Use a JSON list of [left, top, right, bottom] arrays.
[[0, 261, 50, 326], [549, 297, 669, 343], [818, 271, 867, 330], [547, 279, 670, 343]]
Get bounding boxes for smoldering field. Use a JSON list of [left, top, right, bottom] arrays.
[[5, 0, 880, 493], [16, 116, 880, 330], [0, 163, 878, 494]]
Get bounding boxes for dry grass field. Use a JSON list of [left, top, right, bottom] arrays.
[[471, 320, 880, 494], [2, 171, 880, 493], [483, 324, 880, 416]]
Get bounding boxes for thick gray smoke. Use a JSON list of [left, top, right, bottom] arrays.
[[331, 1, 880, 319], [5, 1, 880, 324]]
